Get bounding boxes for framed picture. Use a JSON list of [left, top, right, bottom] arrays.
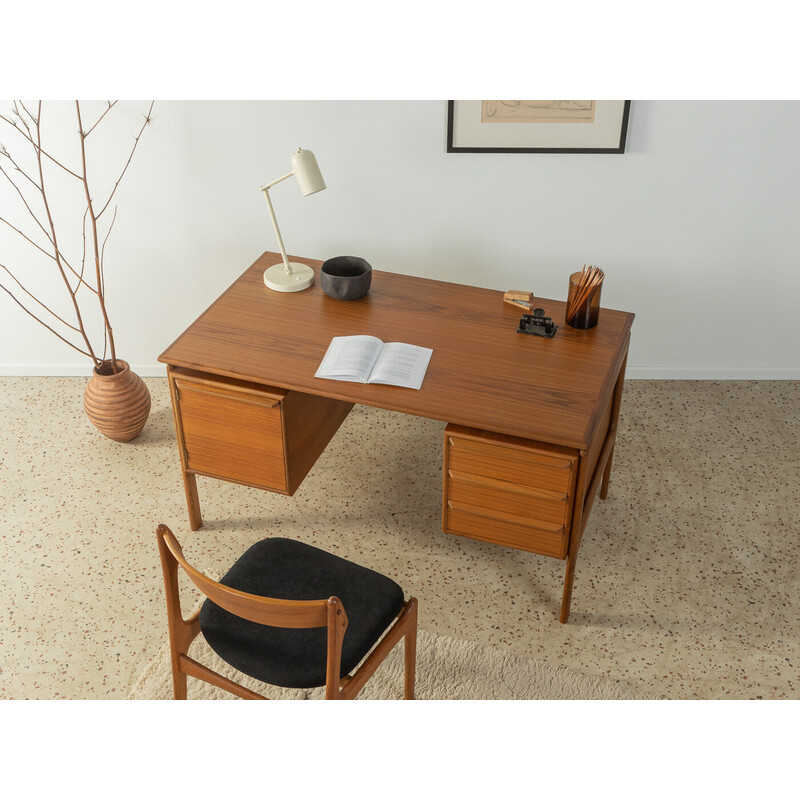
[[446, 100, 631, 154]]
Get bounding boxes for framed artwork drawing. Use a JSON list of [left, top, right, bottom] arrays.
[[446, 100, 631, 154]]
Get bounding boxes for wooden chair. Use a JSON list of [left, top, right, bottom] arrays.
[[156, 524, 418, 700]]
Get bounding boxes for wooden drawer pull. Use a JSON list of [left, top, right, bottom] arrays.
[[176, 382, 282, 408]]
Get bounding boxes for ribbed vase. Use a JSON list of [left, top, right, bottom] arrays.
[[84, 359, 151, 442]]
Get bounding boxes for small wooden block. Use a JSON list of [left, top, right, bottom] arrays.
[[504, 289, 534, 303], [504, 290, 535, 312]]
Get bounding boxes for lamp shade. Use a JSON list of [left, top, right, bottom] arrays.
[[291, 148, 326, 196]]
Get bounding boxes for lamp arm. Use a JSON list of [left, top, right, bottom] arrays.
[[261, 185, 292, 274], [259, 170, 294, 192]]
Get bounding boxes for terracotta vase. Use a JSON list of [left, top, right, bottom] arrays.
[[84, 359, 151, 442]]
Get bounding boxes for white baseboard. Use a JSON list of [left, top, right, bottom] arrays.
[[0, 363, 169, 377], [625, 366, 800, 380], [1, 364, 798, 380]]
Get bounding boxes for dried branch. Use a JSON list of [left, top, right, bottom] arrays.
[[84, 101, 117, 137], [35, 101, 100, 366], [0, 211, 97, 296], [0, 143, 42, 191], [75, 101, 114, 368], [95, 101, 154, 219], [99, 206, 118, 298], [1, 100, 153, 370], [11, 102, 36, 143], [15, 101, 38, 128], [0, 280, 94, 358], [0, 162, 55, 246], [78, 208, 90, 294], [0, 152, 94, 292], [0, 105, 83, 181], [0, 214, 54, 261], [0, 262, 81, 331]]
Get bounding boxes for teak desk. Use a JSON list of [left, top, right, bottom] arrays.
[[159, 252, 634, 622]]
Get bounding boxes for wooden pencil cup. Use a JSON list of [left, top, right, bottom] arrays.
[[566, 271, 602, 329]]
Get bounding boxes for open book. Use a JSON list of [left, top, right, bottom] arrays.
[[315, 335, 433, 390]]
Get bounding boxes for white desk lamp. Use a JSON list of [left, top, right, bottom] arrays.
[[260, 148, 326, 292]]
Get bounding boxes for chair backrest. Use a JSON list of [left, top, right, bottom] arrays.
[[157, 524, 333, 629]]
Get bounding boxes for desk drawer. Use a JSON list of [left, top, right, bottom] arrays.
[[446, 500, 566, 558], [447, 471, 569, 526], [174, 373, 288, 492], [443, 425, 577, 559], [169, 368, 352, 496], [447, 434, 575, 494]]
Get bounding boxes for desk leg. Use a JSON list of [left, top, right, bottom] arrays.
[[560, 553, 578, 624], [559, 445, 591, 624], [600, 445, 615, 500], [167, 367, 203, 530], [183, 472, 202, 531], [600, 348, 628, 502], [560, 350, 628, 622]]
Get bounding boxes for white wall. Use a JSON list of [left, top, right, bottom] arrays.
[[1, 100, 799, 378]]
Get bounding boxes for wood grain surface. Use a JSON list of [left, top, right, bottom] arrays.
[[159, 251, 635, 450]]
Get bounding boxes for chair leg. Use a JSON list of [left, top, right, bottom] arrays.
[[172, 657, 188, 700], [157, 525, 202, 699], [404, 598, 418, 700]]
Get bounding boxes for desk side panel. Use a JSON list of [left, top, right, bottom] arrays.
[[282, 392, 354, 495]]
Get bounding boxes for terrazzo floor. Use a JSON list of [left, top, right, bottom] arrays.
[[1, 378, 798, 700]]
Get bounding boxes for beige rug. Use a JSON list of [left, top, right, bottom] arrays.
[[128, 628, 657, 700]]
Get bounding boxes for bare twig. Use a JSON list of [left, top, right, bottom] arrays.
[[11, 102, 35, 142], [95, 101, 154, 219], [0, 108, 83, 181], [0, 263, 81, 331], [75, 100, 115, 369], [0, 215, 55, 261], [16, 101, 38, 127], [1, 99, 153, 370], [99, 206, 118, 298], [0, 212, 97, 296], [35, 101, 100, 366], [84, 101, 118, 136], [0, 162, 55, 246], [78, 207, 90, 294], [0, 148, 94, 291], [0, 281, 94, 358], [0, 143, 42, 191]]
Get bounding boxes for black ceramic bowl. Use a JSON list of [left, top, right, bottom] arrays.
[[320, 256, 372, 300]]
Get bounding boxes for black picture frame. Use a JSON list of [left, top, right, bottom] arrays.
[[446, 100, 631, 154]]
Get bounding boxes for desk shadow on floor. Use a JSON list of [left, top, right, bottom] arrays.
[[133, 406, 177, 445]]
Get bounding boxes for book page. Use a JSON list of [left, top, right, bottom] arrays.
[[368, 342, 433, 390], [314, 335, 383, 382]]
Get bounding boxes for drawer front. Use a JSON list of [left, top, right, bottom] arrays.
[[175, 378, 287, 492], [446, 501, 566, 559], [443, 427, 577, 559], [447, 471, 568, 526], [447, 435, 574, 494]]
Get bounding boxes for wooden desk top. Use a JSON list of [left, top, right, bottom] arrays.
[[159, 252, 634, 450]]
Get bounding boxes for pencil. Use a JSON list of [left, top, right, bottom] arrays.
[[567, 265, 604, 322]]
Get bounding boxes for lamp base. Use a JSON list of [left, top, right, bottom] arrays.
[[263, 262, 315, 292]]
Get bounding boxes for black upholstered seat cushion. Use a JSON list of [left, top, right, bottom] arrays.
[[198, 538, 406, 689]]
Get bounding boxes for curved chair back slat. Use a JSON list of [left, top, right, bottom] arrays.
[[158, 524, 329, 629]]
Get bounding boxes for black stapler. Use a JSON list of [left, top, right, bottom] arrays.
[[517, 308, 557, 338]]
